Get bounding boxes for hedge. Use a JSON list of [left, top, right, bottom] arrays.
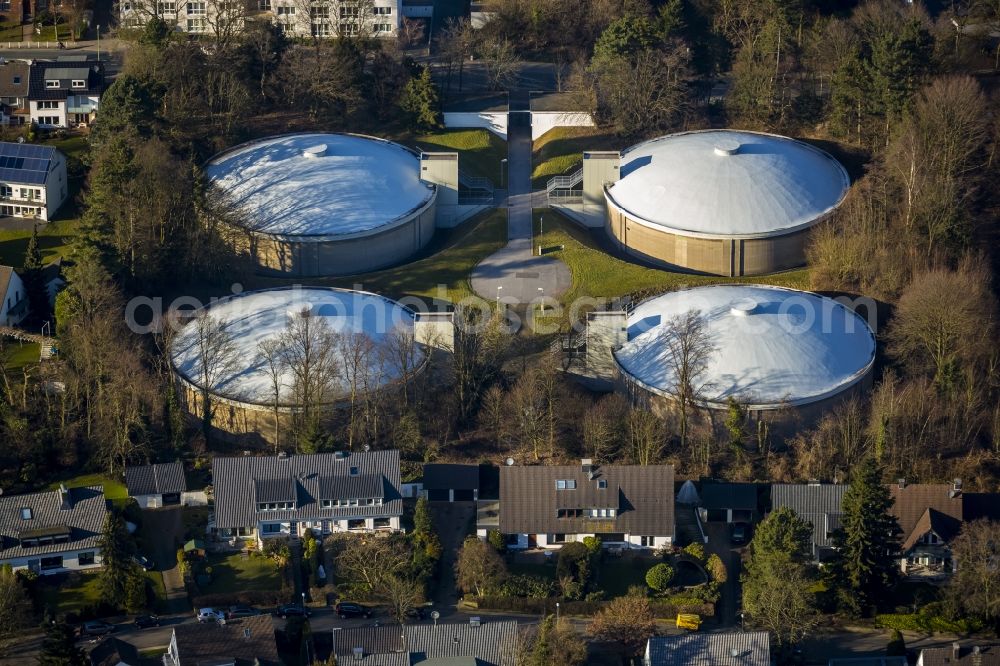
[[192, 589, 288, 609], [875, 613, 985, 634], [471, 596, 713, 618]]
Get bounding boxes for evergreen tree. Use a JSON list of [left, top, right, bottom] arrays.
[[21, 225, 50, 323], [828, 457, 902, 616], [37, 614, 86, 666], [98, 510, 138, 609], [399, 67, 442, 131]]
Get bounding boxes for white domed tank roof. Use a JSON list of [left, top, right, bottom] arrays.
[[614, 285, 875, 409], [606, 130, 850, 238], [170, 287, 424, 405], [205, 133, 435, 238]]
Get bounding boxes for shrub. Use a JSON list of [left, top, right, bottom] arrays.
[[487, 530, 506, 553], [886, 629, 905, 656], [706, 554, 727, 584], [682, 543, 705, 561], [645, 563, 675, 593], [496, 574, 556, 599], [875, 612, 985, 634], [583, 536, 602, 554], [473, 596, 713, 618]]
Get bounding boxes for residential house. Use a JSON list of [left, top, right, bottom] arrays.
[[0, 265, 27, 326], [917, 643, 1000, 666], [0, 484, 107, 574], [698, 481, 759, 524], [827, 659, 907, 666], [890, 480, 964, 580], [332, 619, 518, 665], [423, 463, 479, 502], [163, 614, 280, 666], [643, 631, 771, 666], [211, 449, 403, 543], [494, 459, 675, 550], [125, 462, 187, 509], [41, 257, 64, 307], [771, 482, 847, 562], [0, 60, 30, 126], [28, 58, 104, 128], [0, 141, 67, 220], [89, 637, 142, 666]]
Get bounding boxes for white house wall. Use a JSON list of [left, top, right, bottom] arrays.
[[530, 112, 595, 141], [1, 547, 102, 574]]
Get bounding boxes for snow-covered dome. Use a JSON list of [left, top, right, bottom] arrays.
[[205, 133, 435, 239], [614, 285, 876, 409], [170, 288, 423, 405], [606, 130, 850, 238]]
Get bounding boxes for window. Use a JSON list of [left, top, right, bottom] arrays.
[[640, 536, 655, 547], [349, 466, 359, 476], [339, 22, 358, 34], [71, 80, 86, 89], [187, 17, 207, 31], [258, 0, 270, 9], [555, 479, 576, 490], [597, 480, 607, 489], [310, 6, 328, 17], [549, 533, 568, 543], [78, 552, 95, 565], [38, 101, 58, 109], [339, 5, 358, 16], [12, 76, 19, 84], [187, 1, 205, 14], [276, 5, 294, 14], [347, 518, 365, 529], [39, 555, 63, 570], [261, 523, 281, 534], [0, 186, 10, 198], [557, 508, 582, 519], [372, 5, 390, 13], [158, 0, 175, 10], [320, 499, 333, 508], [45, 80, 60, 89], [20, 507, 31, 520], [311, 22, 330, 36], [373, 23, 392, 32]]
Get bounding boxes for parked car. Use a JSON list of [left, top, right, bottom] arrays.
[[335, 602, 372, 619], [227, 605, 261, 619], [405, 607, 426, 621], [80, 621, 116, 638], [730, 522, 750, 545], [134, 615, 160, 629], [197, 608, 226, 623], [133, 555, 155, 571], [275, 604, 312, 619]]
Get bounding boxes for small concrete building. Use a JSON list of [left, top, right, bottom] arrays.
[[125, 462, 186, 509], [699, 482, 758, 524], [0, 142, 67, 220]]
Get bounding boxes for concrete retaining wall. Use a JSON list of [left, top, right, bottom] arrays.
[[443, 112, 508, 140], [531, 111, 596, 141]]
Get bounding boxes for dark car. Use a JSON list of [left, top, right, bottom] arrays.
[[731, 522, 750, 545], [134, 615, 160, 629], [80, 621, 116, 638], [405, 607, 426, 621], [335, 602, 372, 619], [275, 604, 311, 619], [133, 555, 155, 571], [227, 606, 261, 619]]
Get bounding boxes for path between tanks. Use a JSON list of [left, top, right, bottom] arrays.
[[470, 95, 571, 306]]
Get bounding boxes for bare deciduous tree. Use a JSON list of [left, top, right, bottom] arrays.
[[256, 338, 288, 452], [279, 309, 341, 449], [662, 309, 716, 451], [191, 310, 240, 435]]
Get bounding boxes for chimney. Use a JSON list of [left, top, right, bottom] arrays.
[[277, 451, 288, 458], [950, 479, 963, 498], [807, 479, 820, 487], [953, 643, 961, 660], [897, 478, 906, 489], [581, 459, 595, 479], [58, 484, 72, 511]]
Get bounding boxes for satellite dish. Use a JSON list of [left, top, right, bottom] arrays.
[[364, 445, 370, 452], [430, 611, 440, 619], [505, 458, 514, 466], [17, 136, 24, 144]]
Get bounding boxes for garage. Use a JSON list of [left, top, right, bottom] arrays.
[[125, 462, 187, 510], [422, 464, 480, 503]]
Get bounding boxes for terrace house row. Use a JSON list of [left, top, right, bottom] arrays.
[[211, 449, 403, 543], [119, 0, 400, 39]]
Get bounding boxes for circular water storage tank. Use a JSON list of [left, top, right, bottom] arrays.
[[169, 287, 427, 443], [206, 133, 437, 277], [613, 284, 876, 431], [604, 130, 850, 276]]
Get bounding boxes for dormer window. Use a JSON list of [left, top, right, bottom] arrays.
[[12, 76, 19, 84], [20, 507, 31, 520], [597, 480, 608, 489], [555, 479, 576, 490], [71, 80, 86, 89], [349, 466, 359, 476], [45, 80, 59, 89]]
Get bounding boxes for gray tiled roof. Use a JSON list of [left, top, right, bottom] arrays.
[[334, 621, 519, 666], [771, 483, 847, 555], [919, 644, 1000, 666], [0, 485, 107, 559], [700, 482, 758, 511], [125, 462, 186, 496], [423, 464, 479, 491], [171, 615, 279, 666], [645, 631, 770, 665], [499, 463, 674, 537], [212, 451, 403, 529]]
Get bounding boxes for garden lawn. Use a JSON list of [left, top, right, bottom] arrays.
[[200, 552, 282, 595], [0, 218, 82, 267], [5, 341, 39, 369], [412, 129, 507, 184], [39, 572, 103, 615], [47, 473, 128, 502], [256, 209, 507, 304], [533, 211, 812, 305], [0, 23, 22, 42], [598, 557, 655, 598], [45, 135, 89, 162], [532, 126, 619, 189]]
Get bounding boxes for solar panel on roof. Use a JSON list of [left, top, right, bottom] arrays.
[[0, 143, 54, 184]]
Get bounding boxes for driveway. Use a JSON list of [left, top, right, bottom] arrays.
[[428, 501, 475, 617], [703, 521, 742, 628], [138, 506, 188, 613]]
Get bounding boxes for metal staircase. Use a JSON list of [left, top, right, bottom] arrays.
[[458, 169, 495, 205], [546, 167, 583, 203]]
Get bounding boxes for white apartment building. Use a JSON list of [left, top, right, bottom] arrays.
[[0, 142, 67, 221]]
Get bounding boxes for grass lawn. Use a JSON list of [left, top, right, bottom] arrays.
[[0, 218, 82, 268], [508, 560, 556, 579], [532, 126, 620, 189], [5, 341, 39, 369], [39, 571, 103, 615], [0, 23, 22, 42], [47, 472, 128, 502], [45, 134, 89, 162], [255, 209, 507, 304], [533, 210, 812, 305], [598, 557, 656, 597], [200, 552, 282, 595], [146, 571, 168, 612], [413, 129, 507, 184]]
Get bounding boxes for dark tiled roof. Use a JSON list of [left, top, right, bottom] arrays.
[[125, 462, 186, 496], [0, 142, 58, 185], [171, 615, 279, 666], [89, 637, 140, 666], [423, 464, 479, 491], [700, 482, 758, 511], [499, 464, 674, 537], [889, 484, 964, 552], [0, 60, 29, 98], [212, 451, 403, 529], [771, 484, 847, 555], [645, 632, 771, 665], [335, 621, 519, 666], [28, 61, 103, 100], [919, 644, 1000, 666], [0, 265, 14, 303], [0, 485, 107, 559]]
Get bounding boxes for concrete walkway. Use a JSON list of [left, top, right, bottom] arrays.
[[470, 97, 571, 307]]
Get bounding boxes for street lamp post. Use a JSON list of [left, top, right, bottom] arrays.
[[496, 285, 502, 307], [96, 25, 100, 61], [538, 287, 544, 314], [556, 602, 560, 624], [500, 158, 507, 189]]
